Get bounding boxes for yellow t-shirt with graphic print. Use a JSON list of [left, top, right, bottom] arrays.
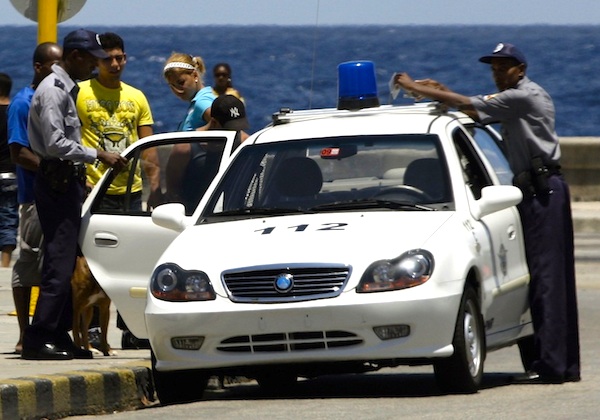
[[77, 78, 153, 195]]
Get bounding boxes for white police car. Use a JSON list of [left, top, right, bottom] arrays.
[[80, 61, 531, 404]]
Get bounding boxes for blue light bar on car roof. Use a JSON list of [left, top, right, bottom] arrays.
[[337, 61, 380, 111]]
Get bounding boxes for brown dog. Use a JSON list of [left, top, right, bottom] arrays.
[[71, 255, 115, 356]]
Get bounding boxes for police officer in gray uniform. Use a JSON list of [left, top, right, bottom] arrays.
[[394, 42, 580, 384], [23, 29, 127, 361]]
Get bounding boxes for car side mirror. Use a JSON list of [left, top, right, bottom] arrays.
[[151, 203, 188, 232], [471, 185, 523, 220]]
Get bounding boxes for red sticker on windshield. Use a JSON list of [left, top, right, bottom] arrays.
[[321, 147, 340, 157]]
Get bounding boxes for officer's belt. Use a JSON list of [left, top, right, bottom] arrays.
[[40, 159, 86, 179]]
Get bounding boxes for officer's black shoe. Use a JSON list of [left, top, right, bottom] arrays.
[[21, 343, 74, 361], [512, 370, 567, 384], [565, 374, 581, 383], [56, 334, 94, 359], [512, 370, 540, 382]]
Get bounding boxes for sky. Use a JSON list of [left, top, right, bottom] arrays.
[[2, 0, 600, 26]]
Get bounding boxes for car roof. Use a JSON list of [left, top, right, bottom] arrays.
[[250, 102, 474, 144]]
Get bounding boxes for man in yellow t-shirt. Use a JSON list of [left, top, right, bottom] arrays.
[[77, 32, 160, 210], [77, 32, 159, 350]]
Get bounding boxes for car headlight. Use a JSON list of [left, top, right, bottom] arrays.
[[151, 263, 216, 301], [357, 249, 434, 293]]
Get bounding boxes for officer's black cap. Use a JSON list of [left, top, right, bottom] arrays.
[[479, 42, 527, 66], [63, 29, 109, 59]]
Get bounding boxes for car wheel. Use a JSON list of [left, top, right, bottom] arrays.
[[433, 286, 484, 394], [151, 352, 209, 405], [255, 370, 298, 394]]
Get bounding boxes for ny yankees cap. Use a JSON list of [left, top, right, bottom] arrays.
[[63, 29, 109, 59], [479, 42, 527, 66], [211, 94, 249, 130]]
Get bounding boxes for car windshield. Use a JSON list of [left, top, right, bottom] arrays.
[[200, 134, 453, 222]]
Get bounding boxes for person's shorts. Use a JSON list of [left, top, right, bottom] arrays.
[[11, 202, 43, 288], [0, 178, 18, 248]]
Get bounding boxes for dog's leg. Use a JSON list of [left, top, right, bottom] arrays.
[[72, 303, 83, 349], [98, 299, 115, 356], [82, 306, 95, 351], [72, 255, 89, 351]]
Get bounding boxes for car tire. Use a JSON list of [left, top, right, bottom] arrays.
[[433, 286, 484, 394], [151, 352, 209, 405]]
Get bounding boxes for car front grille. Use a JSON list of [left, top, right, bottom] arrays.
[[222, 266, 350, 303], [217, 330, 363, 353]]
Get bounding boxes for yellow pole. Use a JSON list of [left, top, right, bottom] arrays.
[[37, 0, 59, 43]]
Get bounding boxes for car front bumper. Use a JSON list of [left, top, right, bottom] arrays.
[[146, 282, 464, 373]]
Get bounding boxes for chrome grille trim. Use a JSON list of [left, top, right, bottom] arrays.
[[217, 330, 363, 353], [222, 265, 351, 303]]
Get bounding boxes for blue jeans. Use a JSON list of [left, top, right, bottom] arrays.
[[0, 178, 18, 248]]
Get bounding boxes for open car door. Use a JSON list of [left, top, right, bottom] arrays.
[[79, 131, 238, 338]]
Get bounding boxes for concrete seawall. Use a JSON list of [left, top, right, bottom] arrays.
[[553, 137, 600, 233], [560, 137, 600, 202]]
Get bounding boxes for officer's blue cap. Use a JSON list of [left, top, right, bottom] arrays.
[[63, 29, 109, 59], [479, 42, 527, 66]]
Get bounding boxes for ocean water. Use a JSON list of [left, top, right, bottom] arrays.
[[1, 25, 598, 136]]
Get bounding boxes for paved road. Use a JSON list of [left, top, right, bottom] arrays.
[[68, 289, 600, 419]]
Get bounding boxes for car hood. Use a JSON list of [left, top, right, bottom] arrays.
[[159, 211, 455, 270]]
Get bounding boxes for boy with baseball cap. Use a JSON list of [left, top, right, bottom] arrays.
[[210, 94, 250, 146]]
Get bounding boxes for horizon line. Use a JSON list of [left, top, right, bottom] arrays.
[[2, 23, 600, 28]]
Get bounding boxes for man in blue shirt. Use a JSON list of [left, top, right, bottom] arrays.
[[0, 72, 17, 269]]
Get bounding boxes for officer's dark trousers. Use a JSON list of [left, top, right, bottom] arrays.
[[22, 170, 85, 350], [517, 174, 580, 379]]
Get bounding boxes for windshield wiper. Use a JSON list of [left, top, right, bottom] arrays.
[[211, 207, 314, 217], [311, 199, 435, 211]]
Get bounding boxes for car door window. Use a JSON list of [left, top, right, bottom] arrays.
[[90, 139, 226, 216], [452, 129, 493, 200], [469, 126, 514, 185], [80, 133, 236, 338]]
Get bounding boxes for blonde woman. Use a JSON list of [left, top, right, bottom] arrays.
[[163, 53, 220, 211], [163, 53, 215, 131]]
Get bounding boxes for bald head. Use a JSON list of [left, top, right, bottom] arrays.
[[33, 42, 62, 64], [32, 42, 63, 87]]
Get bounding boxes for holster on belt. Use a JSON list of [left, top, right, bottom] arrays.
[[40, 160, 86, 194], [513, 157, 559, 198], [513, 171, 536, 197]]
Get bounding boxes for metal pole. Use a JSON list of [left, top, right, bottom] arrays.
[[37, 0, 59, 43]]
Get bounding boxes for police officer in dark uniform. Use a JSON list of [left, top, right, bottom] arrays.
[[394, 42, 580, 384], [23, 29, 127, 360]]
